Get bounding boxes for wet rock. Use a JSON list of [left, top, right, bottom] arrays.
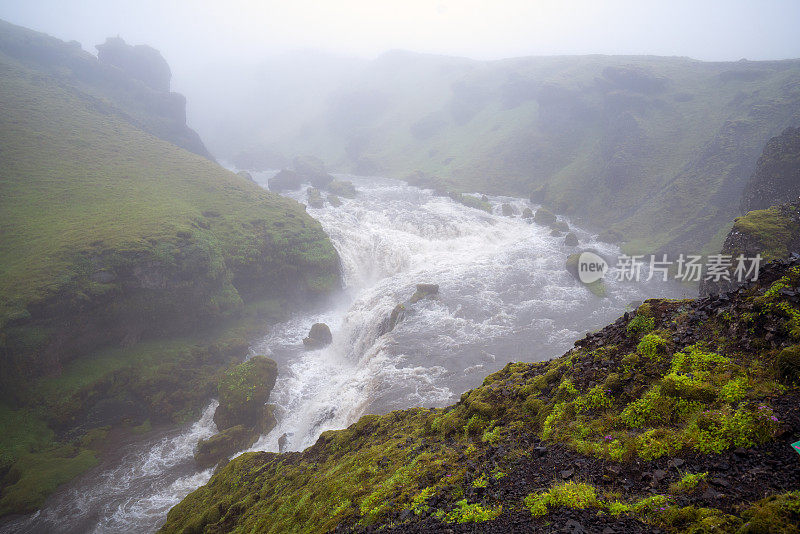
[[268, 169, 303, 191], [328, 180, 357, 198], [194, 424, 258, 469], [213, 356, 278, 431], [303, 322, 333, 350], [307, 187, 325, 208], [327, 194, 342, 207], [294, 155, 334, 188], [379, 304, 406, 336], [410, 283, 439, 303], [534, 208, 557, 226], [501, 203, 515, 217], [522, 207, 534, 218], [564, 232, 579, 247]]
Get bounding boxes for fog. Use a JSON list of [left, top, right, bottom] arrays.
[[2, 0, 800, 93]]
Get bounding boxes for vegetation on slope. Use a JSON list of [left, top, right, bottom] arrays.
[[195, 51, 800, 255], [0, 24, 341, 516], [161, 259, 800, 533]]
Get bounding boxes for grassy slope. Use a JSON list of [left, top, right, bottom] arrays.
[[0, 54, 337, 326], [161, 261, 800, 534], [217, 52, 800, 255], [0, 32, 340, 515]]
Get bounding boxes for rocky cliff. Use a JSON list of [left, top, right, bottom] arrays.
[[701, 127, 800, 296], [740, 127, 800, 213], [0, 19, 212, 159]]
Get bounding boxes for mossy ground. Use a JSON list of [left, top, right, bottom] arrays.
[[160, 261, 800, 533], [0, 296, 290, 517]]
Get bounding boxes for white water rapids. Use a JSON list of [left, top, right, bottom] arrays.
[[1, 175, 689, 533]]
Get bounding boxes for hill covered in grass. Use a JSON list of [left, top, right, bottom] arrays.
[[0, 22, 340, 516], [191, 51, 800, 256], [161, 259, 800, 534]]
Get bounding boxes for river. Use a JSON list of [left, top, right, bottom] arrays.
[[1, 175, 689, 533]]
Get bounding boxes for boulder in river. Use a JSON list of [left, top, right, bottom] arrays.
[[533, 207, 556, 226], [522, 207, 533, 219], [327, 194, 342, 207], [307, 187, 325, 208], [328, 180, 357, 198], [378, 304, 406, 336], [501, 203, 515, 217], [194, 424, 258, 469], [303, 323, 333, 350], [213, 356, 278, 431], [268, 169, 303, 191], [410, 283, 439, 303], [294, 155, 334, 188], [564, 232, 579, 247]]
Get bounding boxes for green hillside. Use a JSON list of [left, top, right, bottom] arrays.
[[0, 26, 340, 516], [199, 51, 800, 255]]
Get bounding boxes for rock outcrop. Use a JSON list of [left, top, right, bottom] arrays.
[[96, 36, 171, 92], [740, 127, 800, 213], [700, 201, 800, 295], [196, 357, 279, 469], [212, 357, 278, 431]]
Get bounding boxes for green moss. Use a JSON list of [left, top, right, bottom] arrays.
[[525, 481, 601, 517], [730, 206, 800, 262], [627, 314, 655, 338], [440, 499, 502, 524], [739, 491, 800, 533], [0, 445, 97, 516], [669, 472, 708, 494]]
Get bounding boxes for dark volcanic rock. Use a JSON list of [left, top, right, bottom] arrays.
[[303, 323, 333, 350]]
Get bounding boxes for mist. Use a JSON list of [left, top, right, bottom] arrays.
[[3, 2, 800, 533]]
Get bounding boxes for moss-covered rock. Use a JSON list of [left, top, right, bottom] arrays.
[[194, 425, 259, 470], [213, 357, 278, 431]]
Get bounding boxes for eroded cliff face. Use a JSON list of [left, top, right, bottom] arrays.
[[701, 127, 800, 296], [0, 20, 212, 159], [741, 127, 800, 213]]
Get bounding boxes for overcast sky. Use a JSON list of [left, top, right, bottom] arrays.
[[1, 0, 799, 81]]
